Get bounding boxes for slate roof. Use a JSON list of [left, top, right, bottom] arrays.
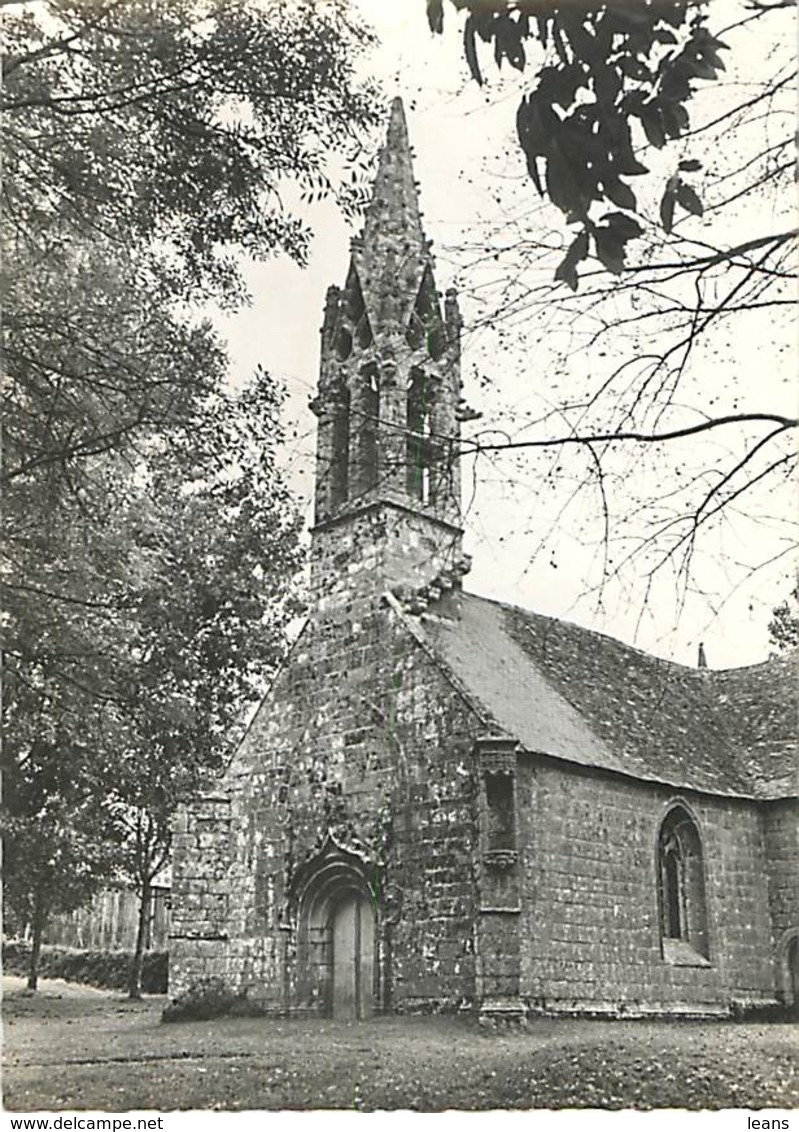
[[416, 592, 798, 800]]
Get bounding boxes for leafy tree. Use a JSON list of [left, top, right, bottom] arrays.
[[2, 503, 129, 988], [769, 583, 799, 653], [4, 242, 225, 505], [429, 0, 796, 613], [112, 374, 303, 997], [3, 0, 374, 987], [2, 238, 228, 992], [3, 0, 378, 486], [3, 365, 303, 994], [3, 0, 377, 274], [3, 788, 121, 992], [429, 0, 792, 283]]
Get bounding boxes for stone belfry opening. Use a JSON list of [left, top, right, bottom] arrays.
[[309, 98, 471, 608]]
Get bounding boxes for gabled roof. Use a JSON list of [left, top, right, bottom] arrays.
[[415, 592, 798, 800]]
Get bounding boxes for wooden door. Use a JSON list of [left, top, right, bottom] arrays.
[[331, 891, 375, 1020]]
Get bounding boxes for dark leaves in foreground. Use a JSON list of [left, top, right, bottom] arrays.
[[432, 1, 727, 288]]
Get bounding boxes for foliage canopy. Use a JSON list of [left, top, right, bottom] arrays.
[[2, 0, 376, 987]]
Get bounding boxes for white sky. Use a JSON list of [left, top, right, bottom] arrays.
[[215, 0, 796, 670]]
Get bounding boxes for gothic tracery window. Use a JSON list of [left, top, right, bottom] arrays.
[[330, 387, 350, 507], [657, 805, 709, 959], [358, 364, 379, 493]]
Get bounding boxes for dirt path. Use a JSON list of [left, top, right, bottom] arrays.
[[3, 976, 797, 1111]]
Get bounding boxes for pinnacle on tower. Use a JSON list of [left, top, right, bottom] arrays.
[[361, 98, 425, 249]]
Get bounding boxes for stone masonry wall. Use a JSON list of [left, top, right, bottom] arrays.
[[169, 592, 484, 1013], [517, 759, 777, 1014], [309, 502, 465, 613], [763, 798, 799, 951], [169, 798, 232, 997], [383, 618, 480, 1012]]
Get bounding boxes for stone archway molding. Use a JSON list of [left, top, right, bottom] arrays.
[[288, 830, 378, 1017], [288, 829, 377, 922]]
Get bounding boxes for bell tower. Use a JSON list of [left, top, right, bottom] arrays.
[[309, 99, 471, 613]]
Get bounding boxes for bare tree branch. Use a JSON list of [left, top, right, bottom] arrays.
[[462, 415, 796, 456]]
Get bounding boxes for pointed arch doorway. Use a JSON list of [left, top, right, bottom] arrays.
[[292, 835, 378, 1020]]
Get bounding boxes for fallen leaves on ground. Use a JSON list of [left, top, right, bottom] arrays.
[[3, 977, 797, 1111]]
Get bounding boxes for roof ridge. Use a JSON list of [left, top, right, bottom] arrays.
[[424, 593, 795, 799], [462, 588, 793, 675]]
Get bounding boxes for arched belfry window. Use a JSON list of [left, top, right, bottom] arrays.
[[330, 386, 350, 507], [358, 363, 379, 493], [657, 805, 709, 960], [407, 367, 434, 503], [345, 268, 373, 350]]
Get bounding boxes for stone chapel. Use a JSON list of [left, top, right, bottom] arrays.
[[170, 99, 798, 1022]]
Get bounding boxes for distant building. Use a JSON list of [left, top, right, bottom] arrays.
[[170, 100, 798, 1022], [45, 881, 170, 953]]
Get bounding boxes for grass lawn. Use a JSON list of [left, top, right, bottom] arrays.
[[3, 976, 797, 1112]]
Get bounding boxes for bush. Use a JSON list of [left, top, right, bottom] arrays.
[[162, 977, 263, 1022], [731, 999, 799, 1023], [2, 939, 168, 993]]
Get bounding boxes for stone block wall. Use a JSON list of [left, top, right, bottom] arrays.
[[763, 797, 799, 1003], [170, 596, 484, 1014], [169, 572, 793, 1016], [516, 759, 777, 1014], [310, 501, 464, 613], [169, 797, 232, 997], [763, 799, 799, 946]]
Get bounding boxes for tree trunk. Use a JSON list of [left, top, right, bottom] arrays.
[[128, 875, 151, 999], [27, 895, 45, 992]]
